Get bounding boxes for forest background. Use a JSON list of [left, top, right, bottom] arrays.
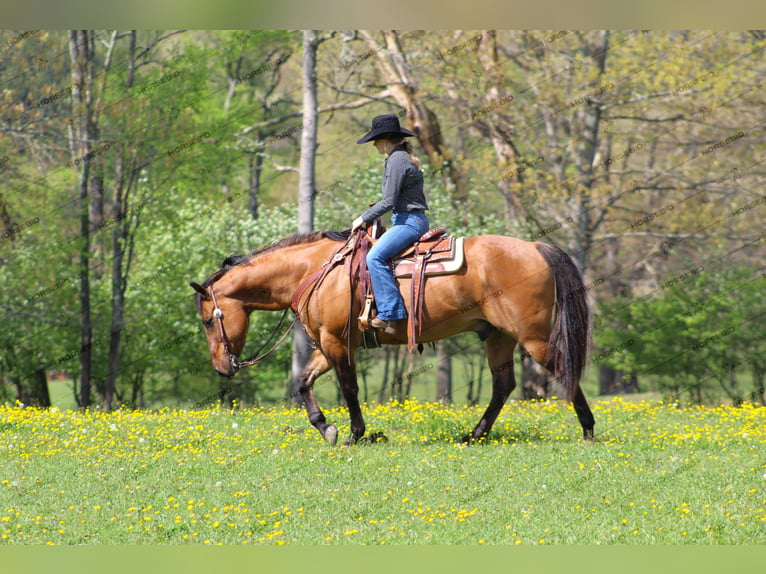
[[1, 29, 763, 411]]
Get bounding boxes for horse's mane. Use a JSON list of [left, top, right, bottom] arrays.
[[199, 229, 351, 289]]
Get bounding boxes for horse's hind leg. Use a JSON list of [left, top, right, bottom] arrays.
[[572, 386, 595, 441], [297, 349, 338, 445], [463, 331, 517, 442], [522, 339, 595, 441]]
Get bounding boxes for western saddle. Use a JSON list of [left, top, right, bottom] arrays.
[[291, 223, 465, 352]]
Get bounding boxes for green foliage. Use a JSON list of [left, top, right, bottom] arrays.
[[1, 30, 762, 408], [120, 192, 300, 406], [595, 265, 765, 404]]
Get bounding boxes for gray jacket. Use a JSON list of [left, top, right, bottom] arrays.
[[361, 149, 428, 223]]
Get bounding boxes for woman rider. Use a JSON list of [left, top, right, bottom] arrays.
[[351, 114, 430, 333]]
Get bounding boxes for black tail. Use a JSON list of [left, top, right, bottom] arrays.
[[535, 243, 591, 401]]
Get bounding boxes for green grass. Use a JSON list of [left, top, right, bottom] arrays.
[[1, 398, 764, 545]]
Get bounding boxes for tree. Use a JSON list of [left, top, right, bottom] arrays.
[[68, 30, 98, 407], [289, 31, 322, 404]]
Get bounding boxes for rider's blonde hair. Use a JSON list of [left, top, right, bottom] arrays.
[[384, 136, 422, 171]]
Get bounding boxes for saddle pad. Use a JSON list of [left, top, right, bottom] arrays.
[[393, 237, 465, 278]]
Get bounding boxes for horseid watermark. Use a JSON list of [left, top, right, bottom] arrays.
[[730, 197, 765, 218], [158, 328, 202, 353], [194, 385, 233, 410], [568, 82, 614, 108], [599, 142, 643, 170], [167, 132, 210, 158], [268, 119, 312, 145], [303, 180, 344, 204], [5, 29, 40, 48], [56, 338, 105, 365], [95, 201, 147, 233], [68, 144, 112, 168], [134, 70, 181, 95], [391, 363, 435, 389], [501, 156, 545, 182], [459, 289, 504, 314], [661, 266, 704, 290], [592, 338, 636, 363], [674, 71, 714, 95], [340, 49, 375, 69], [0, 216, 40, 242], [204, 193, 242, 216], [28, 277, 73, 302], [565, 276, 605, 301], [700, 131, 745, 157], [533, 217, 573, 240], [536, 30, 570, 48], [691, 327, 735, 352], [471, 96, 513, 120], [432, 33, 482, 61], [631, 204, 674, 230], [239, 57, 283, 80], [36, 84, 75, 108]]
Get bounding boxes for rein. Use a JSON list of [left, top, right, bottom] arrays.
[[207, 285, 295, 372], [207, 231, 367, 373]]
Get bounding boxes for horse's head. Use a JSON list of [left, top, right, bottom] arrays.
[[190, 280, 250, 378]]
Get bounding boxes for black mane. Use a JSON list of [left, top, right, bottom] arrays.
[[199, 229, 351, 289]]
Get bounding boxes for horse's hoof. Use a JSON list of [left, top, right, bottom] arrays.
[[583, 428, 595, 442], [343, 433, 359, 447], [323, 425, 338, 446], [359, 431, 388, 444], [370, 431, 388, 443], [459, 434, 473, 444]]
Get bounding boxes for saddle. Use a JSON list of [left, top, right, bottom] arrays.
[[290, 224, 465, 354], [359, 227, 465, 351]]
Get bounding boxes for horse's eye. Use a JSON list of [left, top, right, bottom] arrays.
[[202, 317, 214, 328]]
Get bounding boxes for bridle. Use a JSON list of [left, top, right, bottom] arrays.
[[204, 230, 366, 374], [207, 285, 295, 373]]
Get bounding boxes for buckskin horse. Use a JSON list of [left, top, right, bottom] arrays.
[[190, 229, 595, 445]]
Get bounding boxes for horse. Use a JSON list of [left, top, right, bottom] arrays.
[[190, 230, 595, 445]]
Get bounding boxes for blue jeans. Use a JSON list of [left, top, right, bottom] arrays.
[[366, 211, 429, 321]]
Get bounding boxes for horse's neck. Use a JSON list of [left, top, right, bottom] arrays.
[[227, 240, 339, 310]]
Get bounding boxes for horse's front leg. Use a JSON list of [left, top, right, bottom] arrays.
[[325, 339, 365, 446], [296, 349, 338, 445]]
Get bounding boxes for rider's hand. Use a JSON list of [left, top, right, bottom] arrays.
[[351, 216, 365, 232]]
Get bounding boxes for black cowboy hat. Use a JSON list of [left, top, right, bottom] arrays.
[[356, 114, 417, 144]]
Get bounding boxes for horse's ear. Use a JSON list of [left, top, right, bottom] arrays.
[[190, 282, 208, 298]]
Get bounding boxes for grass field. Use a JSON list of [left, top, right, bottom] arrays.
[[1, 398, 764, 545]]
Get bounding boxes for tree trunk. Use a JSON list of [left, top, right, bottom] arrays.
[[248, 149, 263, 219], [30, 368, 51, 407], [570, 30, 610, 273], [476, 30, 525, 227], [751, 361, 765, 405], [103, 170, 126, 412], [378, 347, 392, 403], [69, 30, 95, 408], [358, 30, 461, 195], [103, 33, 137, 413], [290, 30, 320, 405], [435, 341, 452, 404]]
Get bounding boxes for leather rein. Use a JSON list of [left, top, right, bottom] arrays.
[[206, 232, 365, 373], [207, 285, 294, 373]]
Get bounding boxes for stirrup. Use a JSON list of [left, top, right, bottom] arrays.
[[369, 317, 389, 329], [358, 295, 375, 331]]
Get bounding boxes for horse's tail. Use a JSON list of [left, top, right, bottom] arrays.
[[535, 242, 591, 402]]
